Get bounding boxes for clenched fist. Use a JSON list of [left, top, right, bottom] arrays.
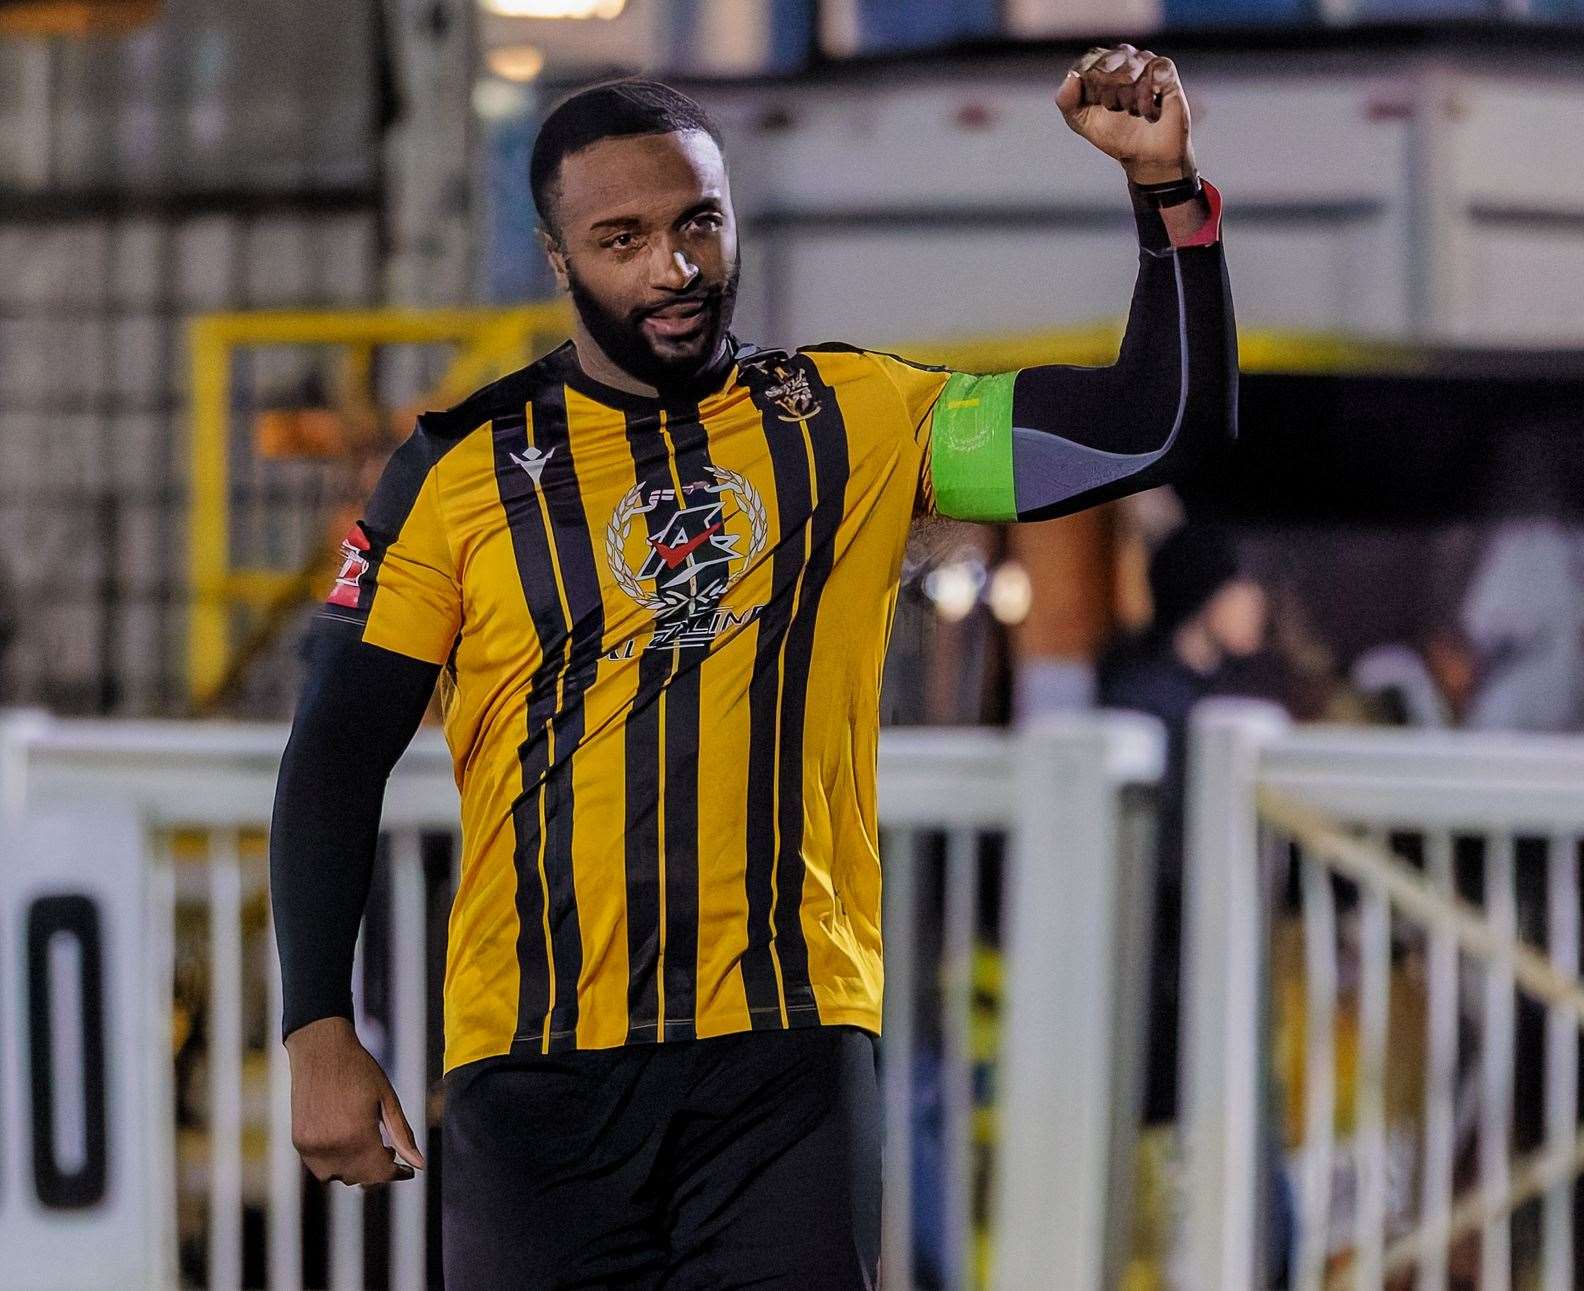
[[1055, 44, 1195, 186], [286, 1016, 425, 1187]]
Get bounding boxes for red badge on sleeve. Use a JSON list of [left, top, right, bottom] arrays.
[[1175, 179, 1224, 249], [328, 524, 371, 608]]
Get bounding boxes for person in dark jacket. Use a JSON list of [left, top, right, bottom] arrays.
[[1098, 522, 1267, 1123]]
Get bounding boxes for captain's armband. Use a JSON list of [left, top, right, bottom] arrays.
[[929, 371, 1017, 522]]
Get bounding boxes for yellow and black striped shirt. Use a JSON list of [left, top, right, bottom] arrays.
[[346, 340, 952, 1071]]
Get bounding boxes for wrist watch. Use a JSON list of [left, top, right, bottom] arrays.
[[1129, 171, 1203, 209]]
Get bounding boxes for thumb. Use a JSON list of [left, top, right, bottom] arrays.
[[379, 1082, 426, 1172], [1054, 71, 1084, 116]]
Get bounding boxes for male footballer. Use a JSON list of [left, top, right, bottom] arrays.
[[271, 45, 1235, 1289]]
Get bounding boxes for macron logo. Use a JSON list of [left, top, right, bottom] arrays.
[[509, 444, 554, 486]]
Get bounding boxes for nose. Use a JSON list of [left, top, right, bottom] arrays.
[[652, 242, 698, 292]]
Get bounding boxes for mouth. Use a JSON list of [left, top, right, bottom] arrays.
[[640, 298, 711, 343]]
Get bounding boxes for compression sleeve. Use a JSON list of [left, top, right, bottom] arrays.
[[271, 417, 466, 1039], [270, 618, 440, 1038], [930, 180, 1236, 522]]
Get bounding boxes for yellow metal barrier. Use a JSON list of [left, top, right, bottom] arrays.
[[903, 323, 1422, 375], [187, 303, 569, 710]]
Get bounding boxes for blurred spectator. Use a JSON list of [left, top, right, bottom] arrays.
[[1351, 625, 1476, 728], [1460, 517, 1584, 732], [1458, 429, 1584, 733], [1099, 524, 1284, 1284], [1097, 523, 1270, 1123]]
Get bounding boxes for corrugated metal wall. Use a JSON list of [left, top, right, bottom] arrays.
[[0, 0, 386, 714]]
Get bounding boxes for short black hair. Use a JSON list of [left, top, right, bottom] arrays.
[[530, 78, 725, 236]]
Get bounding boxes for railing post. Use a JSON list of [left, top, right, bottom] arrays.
[[1182, 700, 1288, 1291], [390, 831, 429, 1291], [992, 714, 1162, 1291], [880, 828, 918, 1287]]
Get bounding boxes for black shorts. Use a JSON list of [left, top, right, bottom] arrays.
[[440, 1025, 881, 1290]]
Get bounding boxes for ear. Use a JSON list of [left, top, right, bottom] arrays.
[[538, 228, 570, 294]]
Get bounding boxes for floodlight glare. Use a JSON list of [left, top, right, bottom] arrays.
[[486, 43, 546, 81], [478, 0, 626, 18]]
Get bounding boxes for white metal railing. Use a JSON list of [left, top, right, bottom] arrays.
[[0, 714, 454, 1291], [1184, 700, 1584, 1291], [0, 710, 1164, 1291]]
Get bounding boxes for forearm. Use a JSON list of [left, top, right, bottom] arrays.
[[270, 622, 439, 1039], [930, 181, 1236, 522]]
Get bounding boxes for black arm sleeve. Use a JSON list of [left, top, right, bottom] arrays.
[[269, 619, 440, 1039], [1004, 190, 1237, 521]]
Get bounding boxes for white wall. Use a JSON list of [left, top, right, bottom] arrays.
[[698, 49, 1584, 352]]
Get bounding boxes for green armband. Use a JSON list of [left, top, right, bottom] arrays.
[[929, 371, 1017, 522]]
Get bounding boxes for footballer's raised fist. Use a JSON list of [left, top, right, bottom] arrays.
[[1055, 45, 1194, 186]]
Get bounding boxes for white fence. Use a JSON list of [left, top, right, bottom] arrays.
[[0, 711, 1164, 1291], [1185, 700, 1584, 1291]]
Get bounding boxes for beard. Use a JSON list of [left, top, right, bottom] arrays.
[[567, 256, 740, 393]]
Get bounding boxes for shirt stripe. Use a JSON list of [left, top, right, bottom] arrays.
[[491, 389, 595, 1052], [530, 386, 603, 1050], [767, 356, 851, 1024], [656, 405, 716, 1042], [620, 406, 680, 1042], [735, 356, 848, 1027], [492, 407, 557, 1048]]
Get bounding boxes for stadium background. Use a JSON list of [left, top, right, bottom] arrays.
[[2, 1, 1584, 1288]]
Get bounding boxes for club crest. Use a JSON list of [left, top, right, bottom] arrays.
[[763, 366, 822, 423]]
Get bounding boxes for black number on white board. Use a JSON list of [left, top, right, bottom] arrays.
[[25, 894, 109, 1209]]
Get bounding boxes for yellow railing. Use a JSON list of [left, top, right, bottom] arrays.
[[187, 303, 569, 709]]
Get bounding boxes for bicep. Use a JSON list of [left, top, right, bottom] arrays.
[[927, 363, 1190, 523]]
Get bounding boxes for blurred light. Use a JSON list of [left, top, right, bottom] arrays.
[[988, 561, 1033, 626], [486, 43, 546, 82], [924, 562, 980, 624], [473, 78, 531, 120], [0, 0, 159, 36], [478, 0, 626, 17]]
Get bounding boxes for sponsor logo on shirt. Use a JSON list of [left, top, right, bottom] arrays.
[[604, 465, 767, 652]]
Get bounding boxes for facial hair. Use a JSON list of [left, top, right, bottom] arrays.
[[566, 256, 740, 393]]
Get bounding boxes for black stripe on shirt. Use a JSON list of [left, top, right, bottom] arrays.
[[620, 407, 676, 1043], [656, 405, 715, 1042], [532, 386, 603, 1050], [736, 354, 849, 1027], [492, 392, 588, 1053], [767, 356, 850, 1023]]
